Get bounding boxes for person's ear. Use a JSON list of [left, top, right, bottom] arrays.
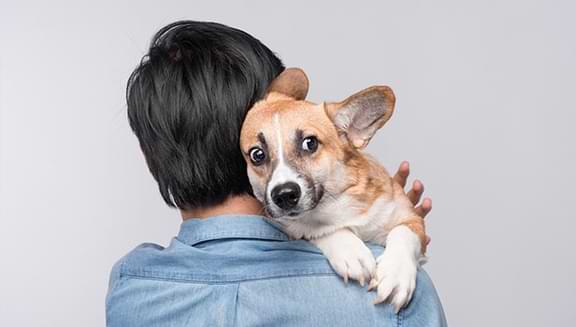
[[266, 67, 309, 100], [324, 86, 396, 149]]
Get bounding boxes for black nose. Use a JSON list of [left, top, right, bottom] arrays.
[[271, 182, 301, 210]]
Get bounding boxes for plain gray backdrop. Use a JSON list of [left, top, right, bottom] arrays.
[[1, 0, 575, 326]]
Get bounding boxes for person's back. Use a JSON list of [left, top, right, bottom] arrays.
[[107, 215, 446, 326]]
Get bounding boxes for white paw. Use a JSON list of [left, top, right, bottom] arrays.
[[369, 250, 417, 312], [327, 243, 376, 286], [321, 239, 376, 286], [311, 229, 376, 286]]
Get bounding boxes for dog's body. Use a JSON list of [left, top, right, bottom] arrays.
[[240, 68, 428, 312]]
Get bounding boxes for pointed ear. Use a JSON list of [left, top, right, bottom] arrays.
[[325, 86, 396, 149], [266, 67, 309, 100]]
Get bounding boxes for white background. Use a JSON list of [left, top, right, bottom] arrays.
[[1, 0, 575, 326]]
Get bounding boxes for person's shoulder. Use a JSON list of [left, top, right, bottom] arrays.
[[106, 242, 165, 289], [400, 268, 448, 325], [233, 265, 445, 326], [106, 238, 384, 283]]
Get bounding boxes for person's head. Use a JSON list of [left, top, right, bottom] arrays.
[[126, 21, 285, 210]]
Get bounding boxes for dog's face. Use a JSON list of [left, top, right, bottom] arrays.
[[241, 92, 342, 219], [240, 68, 395, 220]]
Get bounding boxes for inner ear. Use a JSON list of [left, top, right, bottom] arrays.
[[266, 67, 309, 100], [325, 86, 395, 149]]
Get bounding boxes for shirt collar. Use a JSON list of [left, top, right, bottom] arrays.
[[176, 214, 290, 246]]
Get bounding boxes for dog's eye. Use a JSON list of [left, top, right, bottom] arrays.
[[302, 136, 319, 153], [249, 147, 266, 165]]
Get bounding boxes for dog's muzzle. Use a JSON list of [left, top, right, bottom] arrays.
[[271, 182, 301, 211]]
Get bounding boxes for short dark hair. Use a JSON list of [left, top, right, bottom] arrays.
[[126, 21, 285, 209]]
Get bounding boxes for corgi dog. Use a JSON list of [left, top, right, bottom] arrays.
[[239, 68, 428, 312]]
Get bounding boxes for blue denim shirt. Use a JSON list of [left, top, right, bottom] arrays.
[[106, 215, 447, 326]]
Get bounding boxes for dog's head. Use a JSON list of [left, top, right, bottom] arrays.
[[240, 68, 395, 219]]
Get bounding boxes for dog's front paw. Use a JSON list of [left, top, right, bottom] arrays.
[[311, 228, 376, 286], [311, 229, 376, 286], [326, 243, 376, 286], [369, 250, 417, 312]]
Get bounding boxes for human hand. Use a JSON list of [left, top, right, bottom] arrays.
[[393, 161, 432, 245]]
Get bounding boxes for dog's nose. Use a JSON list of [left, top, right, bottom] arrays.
[[271, 182, 301, 210]]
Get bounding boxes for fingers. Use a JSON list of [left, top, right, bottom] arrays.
[[406, 180, 424, 205], [393, 161, 410, 188], [395, 161, 433, 220], [414, 197, 432, 218], [415, 197, 432, 246]]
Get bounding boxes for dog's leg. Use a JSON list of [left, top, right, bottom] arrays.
[[311, 228, 376, 286], [369, 223, 421, 312]]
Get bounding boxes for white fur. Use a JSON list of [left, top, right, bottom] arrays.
[[264, 114, 422, 312], [277, 192, 421, 312], [369, 225, 420, 312], [267, 114, 306, 205], [311, 228, 376, 287], [278, 196, 397, 240]]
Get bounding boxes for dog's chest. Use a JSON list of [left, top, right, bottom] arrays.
[[345, 196, 398, 243], [282, 195, 398, 243]]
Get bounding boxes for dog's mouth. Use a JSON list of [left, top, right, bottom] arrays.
[[265, 183, 324, 220]]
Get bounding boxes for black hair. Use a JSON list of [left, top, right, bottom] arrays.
[[126, 21, 285, 209]]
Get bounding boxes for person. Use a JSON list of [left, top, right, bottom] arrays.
[[106, 20, 447, 327]]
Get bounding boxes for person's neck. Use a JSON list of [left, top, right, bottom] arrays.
[[180, 194, 265, 220]]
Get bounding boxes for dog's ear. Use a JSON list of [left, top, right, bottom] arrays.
[[266, 68, 309, 100], [325, 86, 395, 149]]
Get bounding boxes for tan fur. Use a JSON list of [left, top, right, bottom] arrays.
[[241, 95, 344, 167], [402, 217, 428, 254], [240, 71, 429, 255], [334, 141, 428, 253]]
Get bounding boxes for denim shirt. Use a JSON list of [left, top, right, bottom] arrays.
[[106, 215, 447, 327]]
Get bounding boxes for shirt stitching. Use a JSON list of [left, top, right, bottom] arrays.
[[398, 307, 404, 327], [178, 231, 289, 245], [120, 270, 338, 284]]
